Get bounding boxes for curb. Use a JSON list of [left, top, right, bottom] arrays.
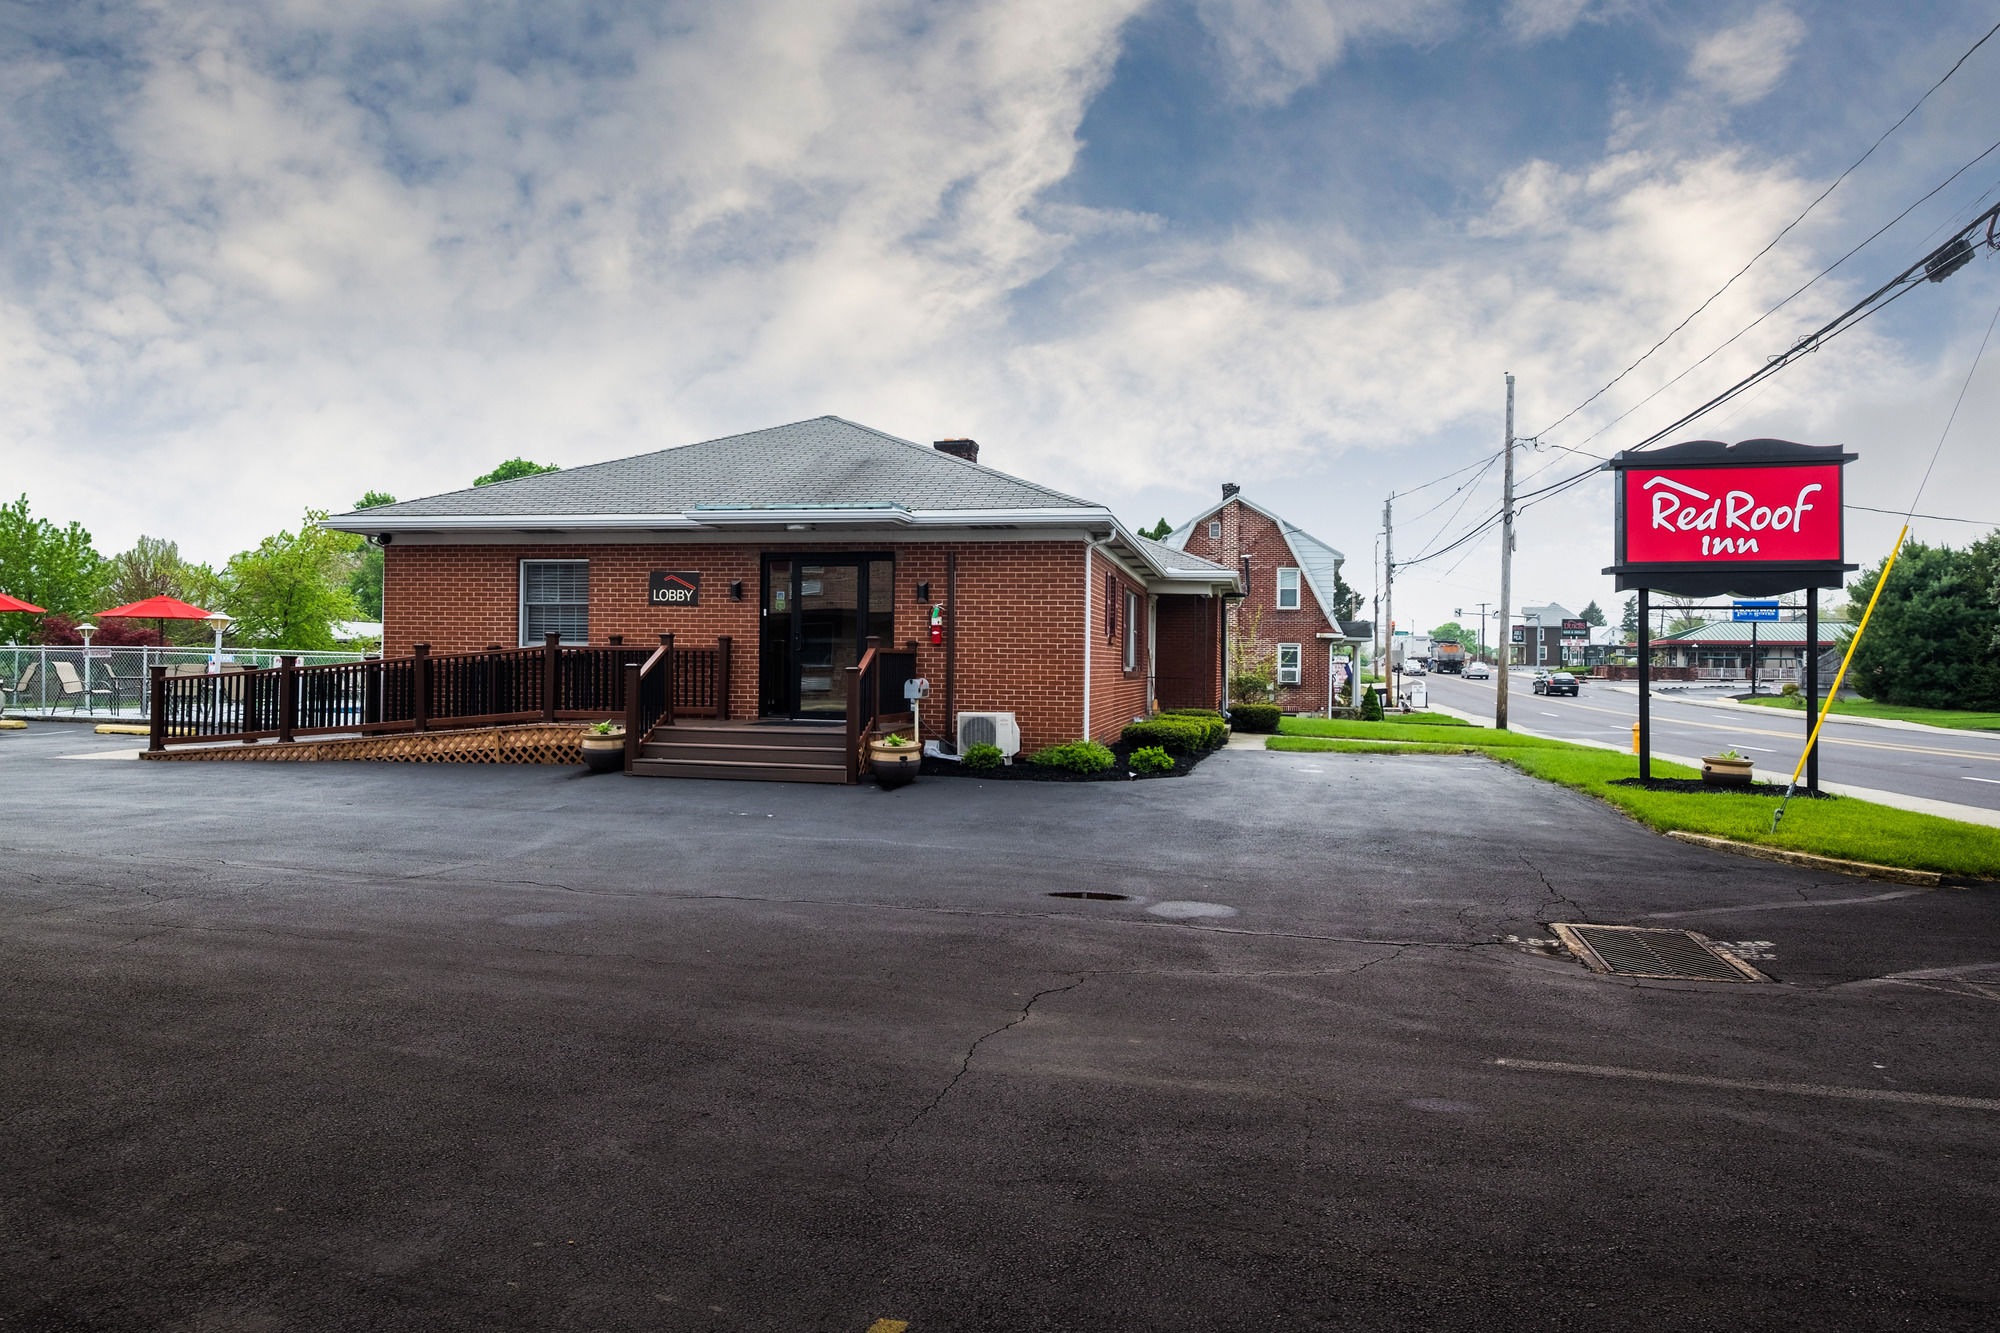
[[94, 724, 151, 736], [1663, 830, 1943, 886]]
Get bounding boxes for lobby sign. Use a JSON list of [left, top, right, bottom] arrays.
[[1603, 438, 1856, 597], [648, 570, 701, 606]]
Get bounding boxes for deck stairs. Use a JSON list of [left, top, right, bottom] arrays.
[[629, 718, 853, 783]]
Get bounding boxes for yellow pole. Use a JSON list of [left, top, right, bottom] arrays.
[[1787, 525, 1908, 786]]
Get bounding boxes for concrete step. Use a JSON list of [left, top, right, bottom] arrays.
[[629, 757, 848, 784]]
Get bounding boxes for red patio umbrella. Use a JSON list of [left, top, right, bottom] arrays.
[[98, 595, 217, 644], [0, 592, 46, 614]]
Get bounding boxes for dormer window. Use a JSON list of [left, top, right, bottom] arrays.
[[1208, 520, 1221, 539]]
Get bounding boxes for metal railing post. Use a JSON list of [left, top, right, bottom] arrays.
[[717, 636, 732, 720], [660, 634, 675, 727], [278, 655, 298, 743], [412, 644, 430, 733], [542, 632, 560, 720], [148, 666, 166, 751]]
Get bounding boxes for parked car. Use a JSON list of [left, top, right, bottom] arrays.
[[1532, 670, 1579, 696], [1463, 661, 1492, 680]]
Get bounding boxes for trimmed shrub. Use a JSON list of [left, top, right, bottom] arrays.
[[1129, 745, 1174, 775], [1160, 707, 1223, 719], [1360, 688, 1385, 722], [1779, 681, 1800, 698], [1122, 717, 1212, 753], [1158, 709, 1228, 747], [1229, 702, 1281, 733], [1028, 739, 1116, 773], [962, 743, 1004, 771]]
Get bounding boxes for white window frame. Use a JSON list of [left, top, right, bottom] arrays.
[[519, 559, 590, 646], [1123, 588, 1139, 672], [1276, 642, 1302, 685], [1275, 566, 1301, 611], [1207, 519, 1221, 539]]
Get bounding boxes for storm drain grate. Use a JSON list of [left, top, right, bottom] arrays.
[[1550, 924, 1769, 983]]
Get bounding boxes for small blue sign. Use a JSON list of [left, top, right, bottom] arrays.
[[1732, 600, 1780, 622]]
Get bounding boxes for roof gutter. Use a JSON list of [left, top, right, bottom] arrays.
[[322, 505, 1123, 536]]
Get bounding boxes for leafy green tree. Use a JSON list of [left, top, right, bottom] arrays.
[[0, 495, 105, 641], [1580, 600, 1605, 626], [1429, 621, 1471, 651], [100, 535, 226, 644], [1137, 517, 1174, 541], [345, 492, 396, 620], [1844, 535, 2000, 709], [474, 459, 559, 486], [1329, 567, 1362, 621], [221, 510, 362, 650]]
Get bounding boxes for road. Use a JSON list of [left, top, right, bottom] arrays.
[[1420, 669, 2000, 815], [2, 724, 1998, 1329]]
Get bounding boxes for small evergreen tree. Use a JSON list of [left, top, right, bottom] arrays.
[[1581, 600, 1605, 627]]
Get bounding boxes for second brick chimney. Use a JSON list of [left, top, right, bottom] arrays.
[[1222, 482, 1240, 500], [933, 438, 979, 464]]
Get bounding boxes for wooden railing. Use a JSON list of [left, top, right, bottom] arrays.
[[844, 636, 883, 784], [148, 633, 731, 752]]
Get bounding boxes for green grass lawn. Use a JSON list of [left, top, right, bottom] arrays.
[[1738, 694, 2000, 732], [1266, 718, 2000, 876], [1274, 717, 1569, 748]]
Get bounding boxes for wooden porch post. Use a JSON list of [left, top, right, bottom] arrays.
[[148, 665, 166, 752], [717, 636, 732, 720], [542, 631, 560, 721], [623, 662, 642, 773], [412, 644, 430, 733], [661, 634, 675, 727], [278, 655, 298, 743]]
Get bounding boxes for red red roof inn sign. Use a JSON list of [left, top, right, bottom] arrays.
[[1603, 438, 1856, 597]]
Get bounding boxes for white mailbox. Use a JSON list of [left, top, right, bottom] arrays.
[[904, 677, 931, 701]]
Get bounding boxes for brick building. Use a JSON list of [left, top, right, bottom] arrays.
[[1165, 486, 1368, 715], [324, 418, 1237, 754]]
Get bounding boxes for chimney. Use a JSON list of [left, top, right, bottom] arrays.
[[1221, 482, 1240, 500], [934, 438, 979, 464]]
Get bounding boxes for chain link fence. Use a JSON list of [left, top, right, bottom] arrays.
[[1, 644, 372, 718]]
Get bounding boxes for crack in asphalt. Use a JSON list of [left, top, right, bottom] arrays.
[[863, 972, 1095, 1207], [1519, 853, 1588, 922]]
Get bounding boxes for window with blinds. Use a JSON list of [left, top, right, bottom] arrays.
[[520, 560, 589, 645]]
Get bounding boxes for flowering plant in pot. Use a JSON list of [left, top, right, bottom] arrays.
[[580, 718, 626, 773], [1701, 748, 1754, 787], [869, 731, 920, 788]]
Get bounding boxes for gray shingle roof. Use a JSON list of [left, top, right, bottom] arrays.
[[1655, 621, 1836, 645], [1133, 534, 1230, 577], [1164, 494, 1347, 616], [335, 417, 1096, 520]]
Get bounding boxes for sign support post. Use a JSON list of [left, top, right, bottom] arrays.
[[1805, 590, 1819, 793], [1749, 620, 1758, 695], [1636, 588, 1650, 781]]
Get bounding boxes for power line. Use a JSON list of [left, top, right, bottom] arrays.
[[1530, 17, 2000, 442], [1556, 134, 2000, 458], [1852, 503, 1998, 526]]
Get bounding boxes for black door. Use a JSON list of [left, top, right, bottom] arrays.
[[759, 555, 894, 719]]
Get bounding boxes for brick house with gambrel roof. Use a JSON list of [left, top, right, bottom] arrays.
[[1166, 485, 1368, 714]]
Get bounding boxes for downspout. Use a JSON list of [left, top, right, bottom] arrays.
[[1147, 593, 1157, 714], [1082, 544, 1093, 740]]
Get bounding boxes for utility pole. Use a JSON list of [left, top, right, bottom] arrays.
[[1496, 373, 1515, 730], [1382, 496, 1394, 709]]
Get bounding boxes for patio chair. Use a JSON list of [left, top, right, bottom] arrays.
[[50, 660, 114, 714], [5, 663, 41, 711]]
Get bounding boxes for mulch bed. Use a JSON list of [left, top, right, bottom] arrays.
[[1608, 777, 1836, 799], [920, 739, 1221, 783]]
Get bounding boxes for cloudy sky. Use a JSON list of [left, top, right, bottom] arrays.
[[6, 0, 1999, 631]]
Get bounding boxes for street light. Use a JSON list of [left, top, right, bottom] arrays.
[[202, 612, 233, 670], [78, 623, 96, 713]]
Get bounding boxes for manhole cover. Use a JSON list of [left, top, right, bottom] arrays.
[[1047, 891, 1131, 901], [1550, 924, 1769, 983]]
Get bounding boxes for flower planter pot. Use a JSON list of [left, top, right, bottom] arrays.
[[1701, 756, 1754, 787], [580, 731, 627, 773], [869, 740, 921, 789]]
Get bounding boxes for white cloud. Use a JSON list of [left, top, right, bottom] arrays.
[[1502, 0, 1596, 44], [1189, 0, 1458, 106], [1688, 4, 1807, 105]]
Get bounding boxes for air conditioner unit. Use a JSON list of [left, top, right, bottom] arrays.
[[956, 711, 1021, 757]]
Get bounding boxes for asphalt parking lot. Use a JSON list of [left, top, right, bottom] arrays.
[[2, 725, 1997, 1331]]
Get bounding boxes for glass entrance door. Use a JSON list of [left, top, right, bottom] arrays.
[[760, 555, 894, 720]]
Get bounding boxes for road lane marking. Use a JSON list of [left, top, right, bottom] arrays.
[[1966, 776, 2000, 785], [1541, 711, 1559, 717], [1517, 697, 2000, 761], [1493, 1058, 2000, 1111], [867, 1321, 910, 1333], [1731, 744, 1776, 752]]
